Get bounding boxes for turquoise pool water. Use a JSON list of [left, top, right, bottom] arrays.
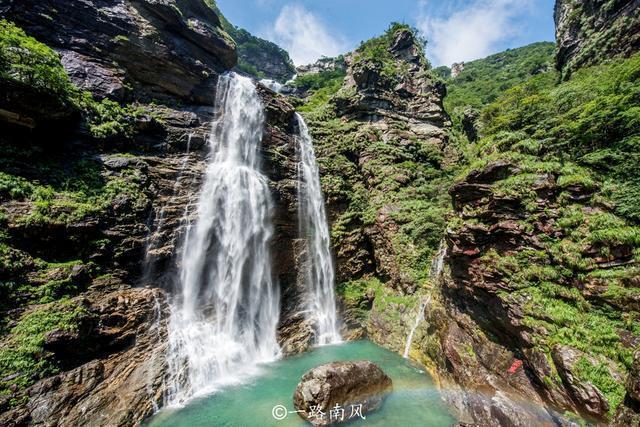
[[147, 340, 455, 427]]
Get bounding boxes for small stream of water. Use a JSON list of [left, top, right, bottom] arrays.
[[403, 241, 447, 359]]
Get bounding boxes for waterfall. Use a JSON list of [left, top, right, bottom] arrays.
[[295, 113, 341, 345], [403, 243, 446, 359], [403, 295, 430, 359], [431, 240, 447, 280], [165, 73, 280, 406]]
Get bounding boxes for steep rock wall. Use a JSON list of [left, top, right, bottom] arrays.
[[555, 0, 640, 77], [0, 3, 311, 424]]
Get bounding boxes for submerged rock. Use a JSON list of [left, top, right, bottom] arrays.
[[293, 360, 392, 426]]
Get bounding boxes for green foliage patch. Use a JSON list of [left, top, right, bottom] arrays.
[[0, 19, 152, 140], [0, 20, 75, 97], [451, 53, 640, 416], [0, 300, 92, 398]]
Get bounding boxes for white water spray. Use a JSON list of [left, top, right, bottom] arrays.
[[165, 74, 280, 406], [295, 113, 341, 345]]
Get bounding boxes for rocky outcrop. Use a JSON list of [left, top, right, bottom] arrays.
[[254, 84, 321, 354], [297, 56, 347, 77], [236, 40, 296, 82], [552, 345, 621, 418], [316, 27, 450, 292], [436, 158, 640, 424], [203, 1, 295, 82], [1, 0, 237, 103], [0, 79, 79, 129], [0, 283, 169, 427], [555, 0, 640, 77], [293, 361, 392, 426], [0, 0, 313, 424]]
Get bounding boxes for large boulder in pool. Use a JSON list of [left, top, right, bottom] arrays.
[[293, 360, 393, 425]]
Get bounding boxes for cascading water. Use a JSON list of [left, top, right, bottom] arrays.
[[403, 242, 446, 359], [295, 114, 341, 345], [165, 73, 280, 406], [403, 295, 430, 359]]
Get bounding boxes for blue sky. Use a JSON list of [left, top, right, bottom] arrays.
[[216, 0, 556, 66]]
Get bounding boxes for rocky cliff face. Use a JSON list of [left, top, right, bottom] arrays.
[[1, 0, 237, 103], [0, 2, 312, 425], [301, 27, 570, 425], [301, 16, 640, 426], [300, 23, 455, 376], [555, 0, 640, 77], [438, 159, 638, 425], [206, 0, 296, 82]]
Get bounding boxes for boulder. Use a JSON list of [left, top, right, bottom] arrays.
[[628, 349, 640, 403], [612, 348, 640, 425], [293, 361, 392, 426]]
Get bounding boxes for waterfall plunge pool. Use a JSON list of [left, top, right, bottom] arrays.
[[148, 340, 455, 427]]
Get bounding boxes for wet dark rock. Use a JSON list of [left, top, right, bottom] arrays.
[[2, 0, 236, 104], [390, 29, 422, 64], [293, 361, 392, 426], [629, 350, 640, 403], [461, 108, 480, 142], [0, 287, 168, 427], [0, 79, 79, 130], [613, 349, 640, 425]]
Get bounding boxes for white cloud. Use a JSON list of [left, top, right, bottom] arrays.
[[264, 4, 347, 66], [418, 0, 532, 66]]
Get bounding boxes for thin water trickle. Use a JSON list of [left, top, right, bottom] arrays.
[[141, 135, 194, 284], [165, 73, 281, 406], [403, 295, 430, 359], [403, 242, 446, 359], [295, 113, 341, 345]]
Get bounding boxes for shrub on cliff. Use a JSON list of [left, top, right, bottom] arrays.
[[449, 53, 640, 418], [0, 20, 75, 98], [0, 19, 152, 140], [483, 53, 640, 221]]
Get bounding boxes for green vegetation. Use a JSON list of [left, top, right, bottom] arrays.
[[204, 0, 295, 81], [295, 67, 347, 113], [293, 65, 346, 92], [0, 20, 75, 98], [299, 24, 451, 289], [0, 21, 152, 404], [1, 19, 151, 140], [556, 0, 640, 78], [443, 42, 555, 112], [450, 52, 640, 416], [0, 300, 92, 398], [352, 22, 430, 86], [76, 93, 147, 140], [12, 159, 148, 226], [0, 152, 146, 310], [483, 54, 640, 221]]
